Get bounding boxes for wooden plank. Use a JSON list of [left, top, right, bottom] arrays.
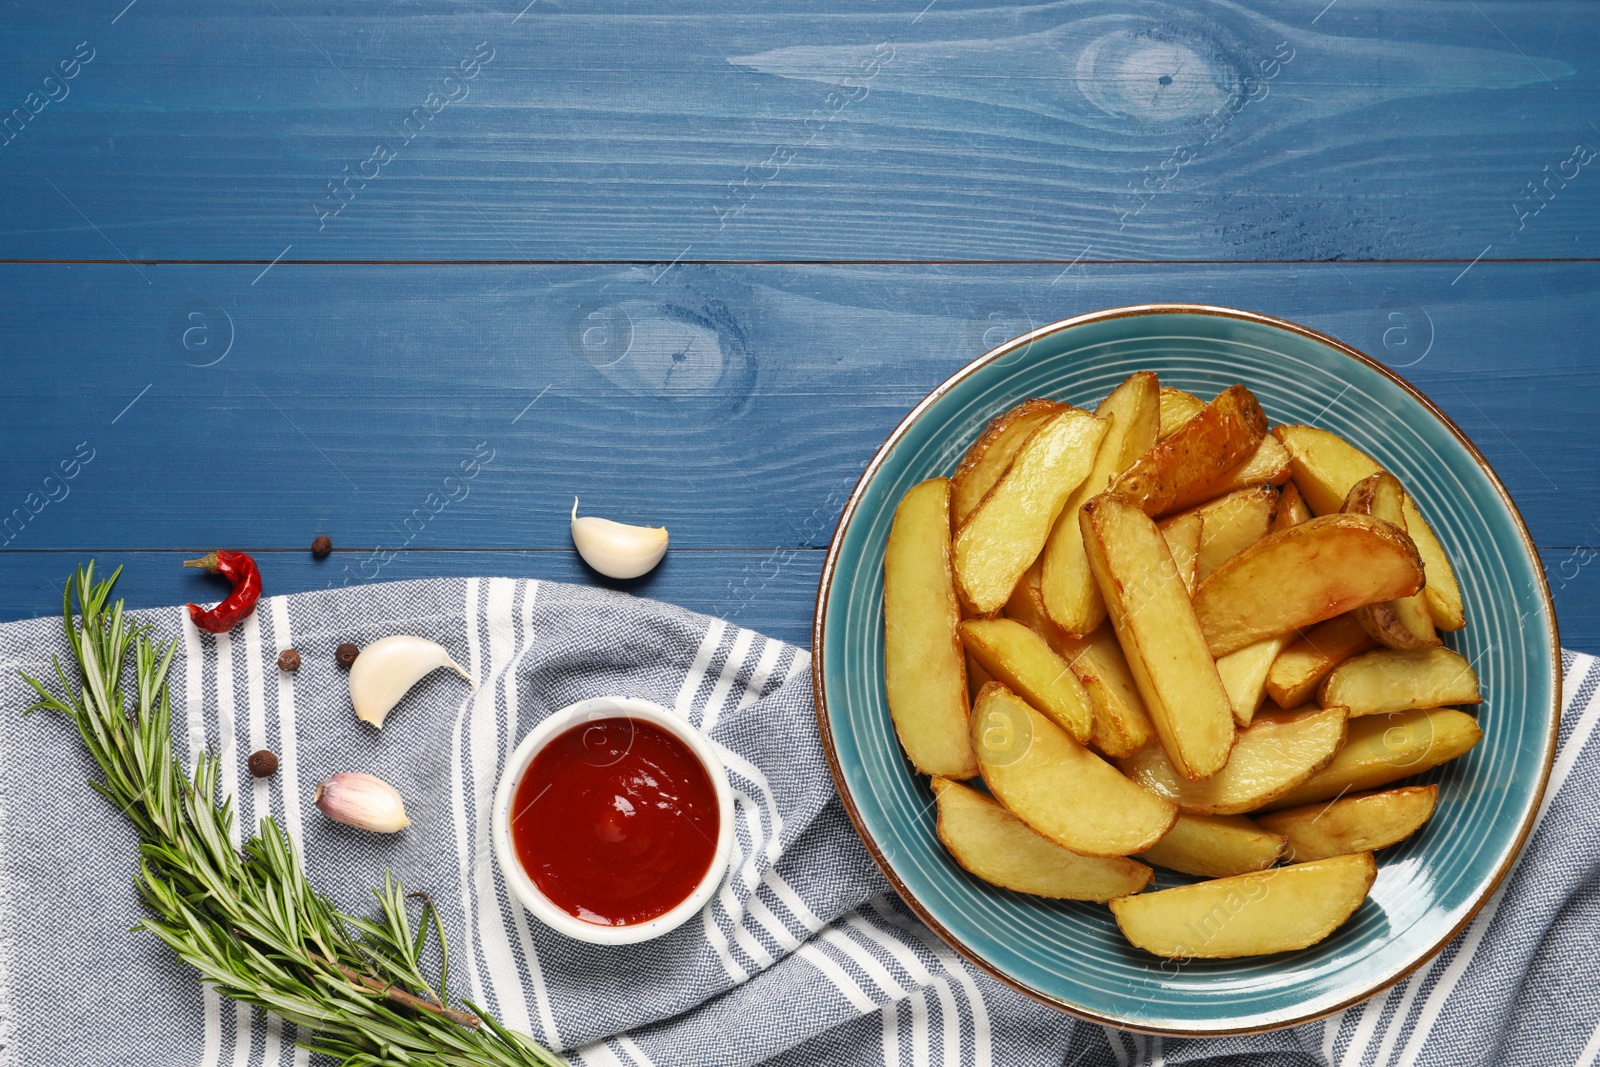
[[0, 261, 1592, 552], [0, 549, 825, 648], [0, 1, 1595, 261]]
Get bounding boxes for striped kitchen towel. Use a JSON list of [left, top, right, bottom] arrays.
[[0, 576, 1593, 1066]]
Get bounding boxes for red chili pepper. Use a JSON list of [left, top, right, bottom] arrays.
[[183, 550, 262, 633]]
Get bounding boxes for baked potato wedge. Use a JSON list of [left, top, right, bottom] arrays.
[[1170, 431, 1293, 512], [1109, 385, 1269, 516], [1004, 557, 1052, 629], [1168, 485, 1276, 581], [1158, 387, 1205, 439], [1273, 480, 1312, 531], [1208, 478, 1311, 724], [1265, 615, 1375, 709], [1081, 494, 1236, 780], [1004, 567, 1155, 758], [1258, 784, 1439, 863], [1138, 813, 1285, 878], [1119, 706, 1348, 815], [1215, 635, 1292, 727], [1341, 472, 1440, 650], [1109, 853, 1377, 959], [931, 777, 1154, 900], [1039, 371, 1161, 636], [1274, 424, 1465, 631], [1191, 514, 1425, 657], [950, 398, 1066, 525], [965, 650, 994, 703], [883, 478, 977, 778], [954, 409, 1107, 614], [1159, 510, 1204, 593], [972, 683, 1176, 857], [1262, 708, 1482, 810], [1318, 646, 1482, 716], [959, 617, 1094, 742], [1060, 626, 1158, 759]]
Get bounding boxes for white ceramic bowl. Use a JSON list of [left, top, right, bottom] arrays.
[[491, 695, 735, 945]]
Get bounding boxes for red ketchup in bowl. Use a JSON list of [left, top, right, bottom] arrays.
[[509, 716, 720, 926]]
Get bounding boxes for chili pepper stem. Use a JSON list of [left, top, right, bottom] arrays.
[[183, 552, 221, 573]]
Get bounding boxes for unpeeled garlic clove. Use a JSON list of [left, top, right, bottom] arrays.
[[349, 634, 473, 728], [314, 772, 411, 832], [570, 497, 669, 579]]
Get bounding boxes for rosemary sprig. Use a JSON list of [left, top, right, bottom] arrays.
[[23, 563, 567, 1067]]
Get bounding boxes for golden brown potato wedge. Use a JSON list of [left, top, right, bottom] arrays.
[[1266, 615, 1375, 709], [1003, 567, 1155, 758], [1058, 626, 1158, 759], [1039, 371, 1161, 637], [950, 398, 1066, 526], [1274, 424, 1465, 631], [1169, 432, 1293, 512], [1004, 557, 1051, 628], [1273, 481, 1313, 531], [931, 777, 1154, 900], [965, 650, 994, 704], [1191, 514, 1425, 657], [1109, 853, 1376, 959], [1258, 784, 1439, 863], [883, 478, 977, 779], [1110, 385, 1269, 516], [1119, 706, 1348, 815], [1168, 485, 1277, 582], [972, 683, 1176, 857], [1215, 635, 1293, 726], [1262, 708, 1482, 810], [1158, 387, 1205, 439], [1209, 483, 1310, 721], [1342, 472, 1440, 650], [1081, 494, 1236, 780], [1138, 813, 1285, 878], [954, 409, 1107, 615], [959, 617, 1094, 742], [1318, 646, 1482, 716], [1160, 510, 1204, 593]]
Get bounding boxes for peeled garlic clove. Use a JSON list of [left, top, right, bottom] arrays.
[[570, 497, 669, 579], [349, 634, 473, 728], [314, 772, 411, 832]]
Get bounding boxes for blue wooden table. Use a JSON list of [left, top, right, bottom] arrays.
[[2, 0, 1597, 652]]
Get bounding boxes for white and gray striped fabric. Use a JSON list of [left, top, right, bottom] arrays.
[[0, 576, 1594, 1066]]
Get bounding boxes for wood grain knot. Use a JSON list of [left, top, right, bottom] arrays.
[[1075, 21, 1239, 125]]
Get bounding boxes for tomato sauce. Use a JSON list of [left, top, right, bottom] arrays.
[[510, 716, 720, 926]]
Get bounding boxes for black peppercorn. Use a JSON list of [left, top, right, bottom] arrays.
[[248, 749, 279, 778], [277, 648, 301, 672], [336, 642, 360, 668], [311, 535, 333, 559]]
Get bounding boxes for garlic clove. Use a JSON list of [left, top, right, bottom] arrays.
[[349, 634, 473, 728], [570, 497, 669, 579], [314, 772, 411, 832]]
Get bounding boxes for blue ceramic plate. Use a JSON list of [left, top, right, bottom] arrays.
[[812, 305, 1560, 1034]]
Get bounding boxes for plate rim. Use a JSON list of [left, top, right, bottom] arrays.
[[810, 302, 1563, 1036]]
